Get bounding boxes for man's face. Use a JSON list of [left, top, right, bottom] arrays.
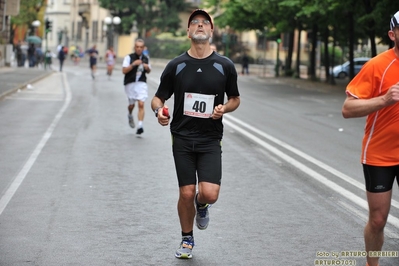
[[187, 15, 213, 44], [135, 41, 144, 55]]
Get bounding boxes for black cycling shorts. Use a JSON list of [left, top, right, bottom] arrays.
[[172, 136, 222, 187], [363, 164, 399, 193]]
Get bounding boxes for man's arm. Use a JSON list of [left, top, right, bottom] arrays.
[[212, 96, 240, 120], [342, 96, 386, 118], [143, 63, 151, 74], [151, 96, 165, 112], [151, 96, 169, 126], [342, 83, 399, 118], [122, 58, 141, 74]]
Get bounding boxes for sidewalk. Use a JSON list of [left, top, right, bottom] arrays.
[[258, 75, 348, 93], [0, 60, 348, 101], [0, 67, 54, 100]]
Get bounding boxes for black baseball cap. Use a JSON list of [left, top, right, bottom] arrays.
[[188, 9, 214, 29]]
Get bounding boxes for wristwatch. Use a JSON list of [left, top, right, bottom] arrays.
[[154, 107, 162, 117]]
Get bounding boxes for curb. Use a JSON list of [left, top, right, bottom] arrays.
[[0, 70, 55, 101]]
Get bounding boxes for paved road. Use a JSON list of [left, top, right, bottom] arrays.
[[0, 60, 348, 101], [2, 61, 391, 266]]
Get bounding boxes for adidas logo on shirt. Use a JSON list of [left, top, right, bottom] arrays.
[[197, 68, 202, 72]]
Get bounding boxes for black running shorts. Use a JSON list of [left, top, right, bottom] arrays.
[[172, 136, 222, 187], [363, 164, 399, 192], [90, 59, 96, 68]]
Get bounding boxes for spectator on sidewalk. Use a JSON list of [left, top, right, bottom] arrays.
[[241, 53, 249, 75], [15, 41, 23, 67], [20, 41, 28, 67], [27, 43, 36, 68], [58, 46, 66, 72], [45, 49, 53, 70], [35, 46, 44, 68]]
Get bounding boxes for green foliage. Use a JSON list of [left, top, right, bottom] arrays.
[[202, 0, 396, 81], [320, 45, 343, 66], [98, 0, 191, 37], [145, 35, 190, 59], [10, 0, 46, 26]]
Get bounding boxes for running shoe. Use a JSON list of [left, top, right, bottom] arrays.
[[195, 194, 210, 230], [128, 115, 135, 128], [175, 236, 194, 259], [136, 127, 144, 135]]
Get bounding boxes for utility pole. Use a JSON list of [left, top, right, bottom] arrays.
[[222, 33, 230, 58], [44, 18, 52, 70], [275, 38, 281, 77]]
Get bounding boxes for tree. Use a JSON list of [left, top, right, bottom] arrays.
[[10, 0, 46, 44], [98, 0, 191, 37], [11, 0, 46, 26], [204, 0, 396, 82]]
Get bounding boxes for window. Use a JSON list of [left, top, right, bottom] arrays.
[[92, 21, 98, 41], [101, 21, 105, 42], [71, 22, 75, 40], [77, 21, 82, 41]]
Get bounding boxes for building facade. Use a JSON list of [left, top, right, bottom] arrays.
[[0, 0, 20, 66], [45, 0, 109, 56]]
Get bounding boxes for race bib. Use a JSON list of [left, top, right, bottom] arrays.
[[184, 93, 215, 118]]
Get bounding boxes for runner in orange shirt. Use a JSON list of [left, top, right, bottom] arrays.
[[342, 11, 399, 266]]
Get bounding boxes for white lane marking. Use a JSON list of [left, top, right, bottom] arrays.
[[224, 115, 399, 210], [148, 74, 393, 221], [0, 73, 72, 215], [223, 116, 399, 230]]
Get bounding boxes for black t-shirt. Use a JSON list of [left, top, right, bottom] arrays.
[[88, 48, 98, 63], [155, 51, 240, 140]]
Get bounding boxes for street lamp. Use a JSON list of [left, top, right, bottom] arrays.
[[31, 20, 41, 36], [64, 27, 69, 47], [104, 16, 121, 48], [32, 20, 41, 28], [130, 20, 138, 33]]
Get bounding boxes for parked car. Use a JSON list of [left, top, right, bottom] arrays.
[[331, 57, 370, 79]]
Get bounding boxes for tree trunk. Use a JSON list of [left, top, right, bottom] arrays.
[[329, 26, 337, 85], [294, 23, 302, 79], [348, 11, 355, 79], [309, 23, 318, 81], [323, 27, 330, 83], [369, 31, 376, 57], [285, 30, 294, 76]]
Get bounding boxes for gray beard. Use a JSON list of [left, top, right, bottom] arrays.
[[191, 34, 209, 44]]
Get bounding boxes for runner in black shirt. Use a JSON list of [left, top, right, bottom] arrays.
[[151, 9, 240, 259]]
